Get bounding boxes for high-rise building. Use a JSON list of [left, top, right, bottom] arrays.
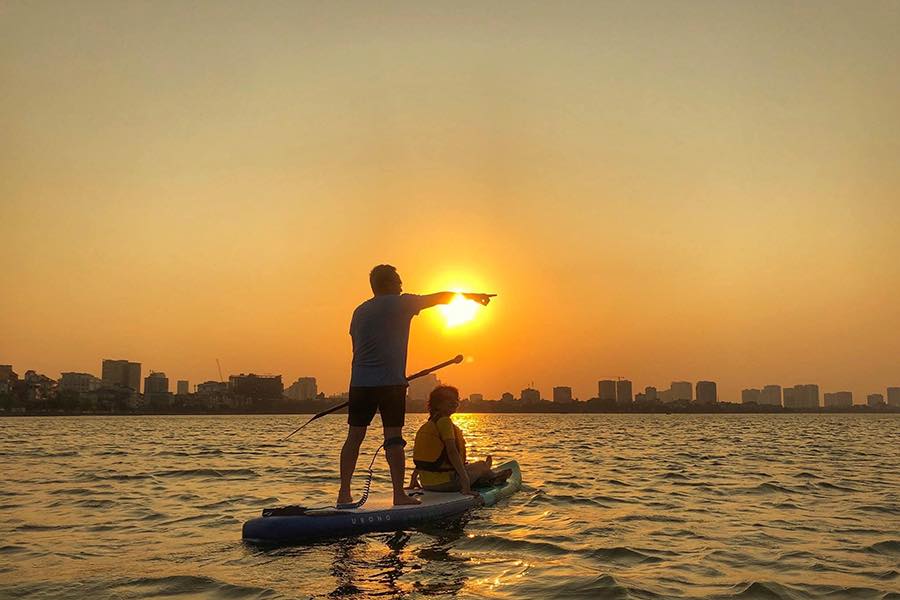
[[659, 388, 673, 403], [0, 365, 14, 381], [696, 381, 717, 404], [408, 374, 440, 402], [644, 387, 658, 402], [796, 384, 820, 409], [501, 392, 515, 403], [867, 393, 885, 407], [521, 387, 541, 403], [742, 389, 761, 404], [783, 387, 796, 408], [553, 386, 573, 403], [101, 359, 141, 392], [598, 380, 617, 402], [824, 391, 852, 408], [285, 377, 317, 402], [469, 393, 483, 402], [888, 387, 900, 408], [144, 372, 169, 394], [616, 380, 633, 405], [784, 384, 818, 408], [176, 380, 189, 395], [760, 385, 782, 407], [59, 372, 103, 393], [671, 381, 692, 403], [0, 365, 16, 394]]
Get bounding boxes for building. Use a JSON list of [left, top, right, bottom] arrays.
[[671, 381, 692, 403], [285, 377, 318, 402], [760, 385, 782, 407], [867, 393, 885, 407], [0, 365, 16, 394], [176, 380, 189, 395], [659, 388, 673, 403], [616, 380, 633, 405], [598, 380, 617, 403], [742, 388, 761, 404], [500, 392, 515, 403], [469, 393, 484, 402], [644, 387, 658, 402], [696, 381, 717, 404], [408, 374, 440, 402], [824, 391, 852, 408], [888, 387, 900, 408], [59, 372, 103, 393], [229, 374, 284, 399], [21, 370, 56, 406], [553, 386, 573, 404], [784, 384, 819, 409], [144, 372, 169, 394], [520, 387, 541, 403], [101, 359, 142, 393], [196, 381, 227, 395], [797, 384, 819, 409]]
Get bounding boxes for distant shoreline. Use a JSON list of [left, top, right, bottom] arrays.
[[3, 407, 898, 417]]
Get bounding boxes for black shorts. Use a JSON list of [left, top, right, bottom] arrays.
[[348, 385, 407, 428]]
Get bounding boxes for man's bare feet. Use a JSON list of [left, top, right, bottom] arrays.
[[485, 455, 493, 470], [393, 493, 422, 506], [336, 490, 353, 506]]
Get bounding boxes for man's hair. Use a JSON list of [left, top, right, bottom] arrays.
[[427, 385, 459, 416], [369, 264, 400, 294]]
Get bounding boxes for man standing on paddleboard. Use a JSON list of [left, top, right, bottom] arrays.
[[338, 264, 493, 507]]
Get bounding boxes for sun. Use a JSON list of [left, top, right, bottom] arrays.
[[438, 293, 480, 327]]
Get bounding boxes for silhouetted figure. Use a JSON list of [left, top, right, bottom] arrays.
[[337, 265, 493, 507]]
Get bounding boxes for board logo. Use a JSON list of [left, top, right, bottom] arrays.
[[350, 514, 391, 525]]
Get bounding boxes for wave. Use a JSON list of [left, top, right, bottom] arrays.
[[721, 581, 799, 599], [865, 540, 900, 556], [152, 468, 259, 479], [619, 512, 687, 524], [511, 573, 634, 599], [585, 545, 671, 565], [743, 482, 796, 494], [456, 533, 570, 556], [857, 505, 900, 515], [815, 481, 860, 492]]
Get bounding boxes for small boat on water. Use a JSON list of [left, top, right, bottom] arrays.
[[242, 460, 521, 543]]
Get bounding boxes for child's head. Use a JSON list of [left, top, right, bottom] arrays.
[[427, 385, 460, 418]]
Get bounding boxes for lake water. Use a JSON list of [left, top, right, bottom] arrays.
[[1, 414, 898, 599]]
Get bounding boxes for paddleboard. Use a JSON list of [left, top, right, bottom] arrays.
[[242, 460, 521, 543]]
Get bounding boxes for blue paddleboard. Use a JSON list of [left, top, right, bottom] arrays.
[[242, 460, 521, 543]]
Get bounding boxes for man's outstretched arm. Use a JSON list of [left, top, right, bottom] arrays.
[[417, 292, 496, 310]]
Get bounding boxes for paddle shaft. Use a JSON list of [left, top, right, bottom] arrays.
[[282, 354, 464, 441]]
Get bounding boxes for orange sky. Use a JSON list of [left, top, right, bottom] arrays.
[[2, 2, 899, 402]]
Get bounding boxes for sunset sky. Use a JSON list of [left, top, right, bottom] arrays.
[[2, 2, 898, 402]]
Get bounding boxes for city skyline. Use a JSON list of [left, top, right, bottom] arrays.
[[2, 357, 898, 408]]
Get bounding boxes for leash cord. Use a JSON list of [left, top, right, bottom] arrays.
[[336, 442, 384, 510]]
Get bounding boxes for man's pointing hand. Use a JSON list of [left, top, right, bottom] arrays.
[[463, 293, 497, 306]]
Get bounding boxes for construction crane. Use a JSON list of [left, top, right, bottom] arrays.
[[216, 358, 224, 383]]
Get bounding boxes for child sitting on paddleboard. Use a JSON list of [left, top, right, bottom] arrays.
[[409, 385, 512, 494]]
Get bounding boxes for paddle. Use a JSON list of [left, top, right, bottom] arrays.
[[281, 354, 464, 441]]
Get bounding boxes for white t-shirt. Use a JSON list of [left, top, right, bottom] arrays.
[[350, 294, 430, 387]]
